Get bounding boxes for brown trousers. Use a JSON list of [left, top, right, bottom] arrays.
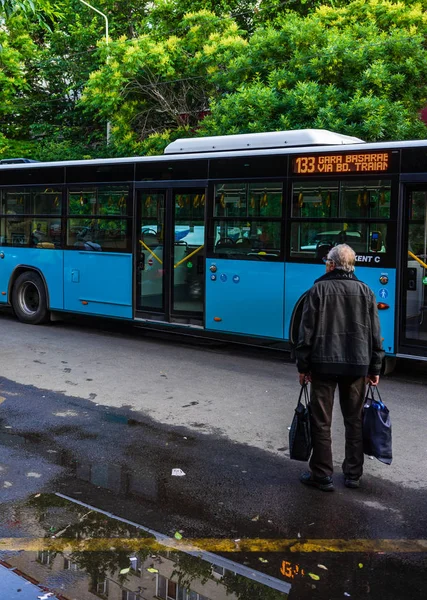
[[309, 375, 366, 479]]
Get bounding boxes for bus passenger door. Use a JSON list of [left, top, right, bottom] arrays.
[[136, 187, 206, 326], [137, 190, 166, 314], [401, 186, 427, 354], [170, 188, 205, 322]]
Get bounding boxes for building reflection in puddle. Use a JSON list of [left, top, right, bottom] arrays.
[[0, 433, 424, 599], [0, 494, 290, 600]]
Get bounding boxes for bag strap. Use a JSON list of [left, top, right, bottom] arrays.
[[370, 384, 385, 408], [297, 383, 310, 407], [364, 384, 374, 408]]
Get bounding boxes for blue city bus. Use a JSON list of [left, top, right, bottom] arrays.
[[1, 129, 427, 368]]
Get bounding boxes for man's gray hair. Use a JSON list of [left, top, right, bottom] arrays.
[[327, 244, 356, 272]]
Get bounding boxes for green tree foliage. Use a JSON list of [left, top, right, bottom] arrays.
[[255, 0, 337, 23], [80, 10, 247, 155], [26, 494, 153, 589], [142, 0, 258, 35], [0, 14, 37, 157], [0, 0, 62, 29], [2, 0, 427, 160], [200, 0, 427, 141], [0, 23, 33, 110], [1, 1, 111, 158]]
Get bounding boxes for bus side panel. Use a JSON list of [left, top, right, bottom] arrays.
[[205, 258, 284, 338], [0, 248, 64, 309], [63, 251, 132, 319], [284, 263, 396, 354], [283, 263, 325, 344], [357, 266, 396, 355]]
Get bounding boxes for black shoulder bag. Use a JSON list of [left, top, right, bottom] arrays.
[[289, 383, 312, 461]]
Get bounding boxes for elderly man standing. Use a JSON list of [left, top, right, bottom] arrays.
[[296, 244, 384, 491]]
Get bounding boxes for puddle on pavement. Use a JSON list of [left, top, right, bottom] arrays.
[[0, 493, 290, 599], [0, 494, 426, 600], [1, 390, 427, 599]]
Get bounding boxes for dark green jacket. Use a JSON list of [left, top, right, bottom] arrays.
[[296, 270, 384, 376]]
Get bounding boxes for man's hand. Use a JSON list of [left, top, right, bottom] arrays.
[[299, 373, 312, 386], [367, 374, 380, 386]]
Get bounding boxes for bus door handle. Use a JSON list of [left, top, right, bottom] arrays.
[[138, 254, 145, 271]]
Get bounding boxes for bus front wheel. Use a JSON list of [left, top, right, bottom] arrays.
[[12, 271, 50, 325]]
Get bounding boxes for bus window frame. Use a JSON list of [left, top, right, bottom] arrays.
[[65, 183, 133, 253], [206, 178, 286, 262], [0, 184, 66, 249], [286, 174, 399, 267]]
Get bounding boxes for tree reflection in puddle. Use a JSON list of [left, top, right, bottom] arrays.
[[1, 493, 426, 599], [0, 493, 290, 600]]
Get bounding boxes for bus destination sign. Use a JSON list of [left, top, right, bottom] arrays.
[[293, 152, 391, 175]]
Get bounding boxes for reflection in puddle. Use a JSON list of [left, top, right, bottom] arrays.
[[0, 494, 290, 599], [1, 426, 427, 598], [2, 493, 426, 599]]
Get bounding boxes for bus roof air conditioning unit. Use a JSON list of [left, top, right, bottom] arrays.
[[164, 129, 366, 154]]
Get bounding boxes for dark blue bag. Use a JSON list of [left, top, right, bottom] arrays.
[[289, 384, 312, 461], [363, 385, 392, 465]]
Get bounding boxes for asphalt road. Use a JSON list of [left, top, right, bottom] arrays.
[[0, 311, 426, 599]]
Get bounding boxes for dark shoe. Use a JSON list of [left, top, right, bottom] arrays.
[[300, 472, 334, 492], [344, 477, 360, 489]]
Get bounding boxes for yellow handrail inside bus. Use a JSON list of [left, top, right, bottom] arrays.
[[139, 240, 163, 265], [174, 245, 204, 269], [408, 250, 427, 270]]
